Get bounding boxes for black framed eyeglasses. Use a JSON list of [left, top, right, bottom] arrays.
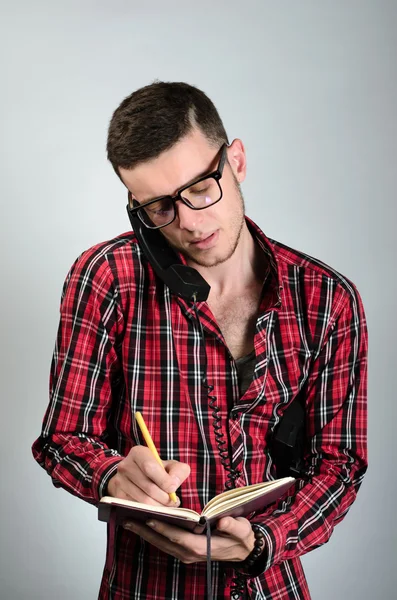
[[127, 144, 228, 230]]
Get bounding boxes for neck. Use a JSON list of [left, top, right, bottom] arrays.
[[187, 223, 266, 298]]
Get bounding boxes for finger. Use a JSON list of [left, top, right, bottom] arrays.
[[125, 469, 180, 505], [216, 517, 233, 532], [145, 520, 201, 549], [132, 448, 182, 494], [123, 520, 202, 564], [118, 478, 179, 507], [119, 449, 179, 504], [163, 460, 191, 485], [143, 520, 249, 563], [216, 516, 252, 538]]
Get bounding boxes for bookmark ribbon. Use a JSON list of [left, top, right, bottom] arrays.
[[105, 508, 117, 573], [203, 518, 212, 600]]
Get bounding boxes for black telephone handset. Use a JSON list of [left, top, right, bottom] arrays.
[[127, 205, 210, 302]]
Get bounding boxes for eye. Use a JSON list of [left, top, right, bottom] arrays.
[[145, 201, 173, 216], [191, 187, 209, 195], [147, 207, 169, 215]]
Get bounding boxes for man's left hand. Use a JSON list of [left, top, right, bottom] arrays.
[[123, 516, 256, 563]]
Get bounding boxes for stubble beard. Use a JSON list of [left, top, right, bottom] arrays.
[[182, 179, 246, 268]]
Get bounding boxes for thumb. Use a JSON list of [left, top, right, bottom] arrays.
[[216, 517, 235, 533], [216, 517, 252, 538]]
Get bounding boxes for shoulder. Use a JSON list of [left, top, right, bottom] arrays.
[[247, 218, 364, 324], [249, 217, 358, 290], [68, 231, 141, 276], [269, 236, 365, 324], [61, 231, 143, 298], [270, 237, 356, 290]]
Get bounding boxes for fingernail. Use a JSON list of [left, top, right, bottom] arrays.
[[123, 521, 135, 531], [146, 520, 156, 528]]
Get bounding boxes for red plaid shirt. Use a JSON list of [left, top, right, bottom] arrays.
[[32, 217, 368, 599]]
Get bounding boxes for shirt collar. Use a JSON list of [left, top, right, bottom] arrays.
[[173, 216, 283, 312], [245, 216, 283, 308]]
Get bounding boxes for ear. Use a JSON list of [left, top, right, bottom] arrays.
[[127, 191, 135, 209], [227, 138, 247, 183]]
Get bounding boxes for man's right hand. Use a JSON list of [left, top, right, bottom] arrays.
[[107, 446, 190, 507]]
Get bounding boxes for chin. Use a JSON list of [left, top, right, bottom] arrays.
[[188, 248, 235, 268]]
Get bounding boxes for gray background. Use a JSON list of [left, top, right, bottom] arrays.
[[1, 1, 396, 598]]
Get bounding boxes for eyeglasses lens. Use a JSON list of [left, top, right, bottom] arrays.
[[139, 177, 221, 228]]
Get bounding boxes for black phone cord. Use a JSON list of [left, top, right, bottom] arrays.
[[192, 299, 250, 599]]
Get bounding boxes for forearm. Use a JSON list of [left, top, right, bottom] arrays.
[[33, 432, 123, 504], [243, 284, 368, 576], [32, 252, 126, 504], [246, 459, 365, 575]]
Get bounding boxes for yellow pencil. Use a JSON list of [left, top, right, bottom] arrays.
[[135, 411, 178, 503]]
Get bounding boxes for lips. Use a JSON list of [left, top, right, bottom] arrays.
[[190, 233, 213, 244], [188, 231, 219, 249]]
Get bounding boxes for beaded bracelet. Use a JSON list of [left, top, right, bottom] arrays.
[[239, 524, 265, 570]]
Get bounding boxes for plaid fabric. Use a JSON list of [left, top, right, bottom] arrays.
[[32, 217, 368, 599]]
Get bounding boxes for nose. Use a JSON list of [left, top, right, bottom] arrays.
[[175, 200, 201, 231]]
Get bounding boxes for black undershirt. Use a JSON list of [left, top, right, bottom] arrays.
[[235, 350, 256, 397]]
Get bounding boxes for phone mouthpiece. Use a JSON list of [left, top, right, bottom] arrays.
[[167, 264, 210, 302]]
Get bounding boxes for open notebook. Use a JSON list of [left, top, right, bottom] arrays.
[[98, 477, 295, 533]]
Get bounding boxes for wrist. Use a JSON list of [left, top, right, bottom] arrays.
[[106, 473, 118, 497], [234, 524, 266, 575], [93, 457, 122, 501]]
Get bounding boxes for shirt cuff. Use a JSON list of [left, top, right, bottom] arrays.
[[235, 516, 288, 578], [91, 456, 123, 502]]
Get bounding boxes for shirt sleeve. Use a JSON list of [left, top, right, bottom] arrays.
[[242, 281, 368, 576], [32, 250, 125, 504]]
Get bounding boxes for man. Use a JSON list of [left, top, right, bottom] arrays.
[[32, 81, 368, 599]]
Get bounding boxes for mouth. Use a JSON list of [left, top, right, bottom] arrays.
[[189, 231, 219, 250]]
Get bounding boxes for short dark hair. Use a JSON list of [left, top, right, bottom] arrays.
[[106, 81, 229, 177]]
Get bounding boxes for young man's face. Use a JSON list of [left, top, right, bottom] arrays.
[[119, 128, 247, 269]]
